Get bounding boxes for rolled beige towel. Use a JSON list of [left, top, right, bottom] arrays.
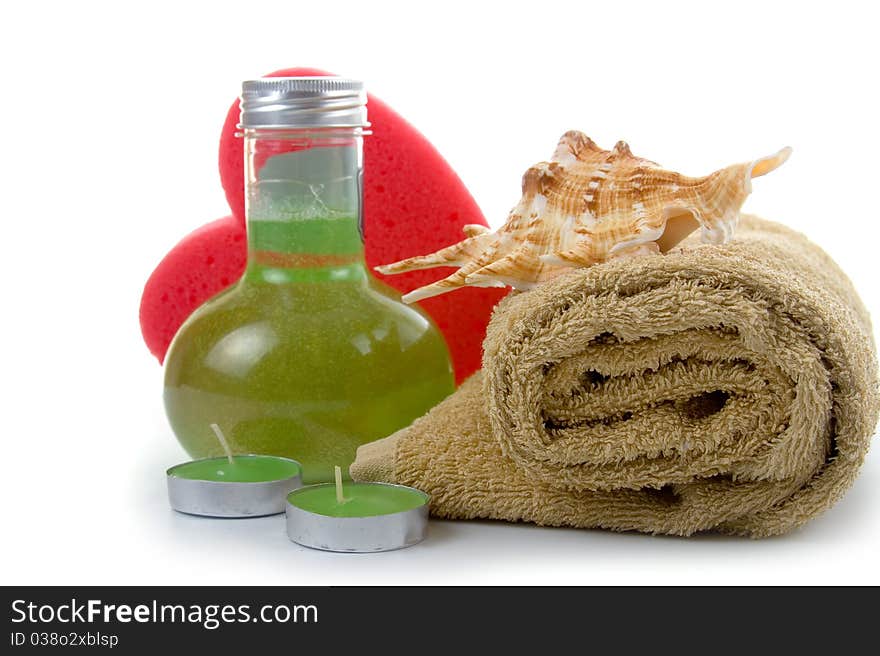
[[352, 216, 880, 537]]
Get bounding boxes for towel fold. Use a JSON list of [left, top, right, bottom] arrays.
[[352, 216, 879, 537]]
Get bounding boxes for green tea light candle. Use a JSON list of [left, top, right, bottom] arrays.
[[167, 424, 303, 517], [286, 466, 429, 552]]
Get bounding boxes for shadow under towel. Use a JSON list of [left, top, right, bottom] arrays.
[[351, 216, 880, 537]]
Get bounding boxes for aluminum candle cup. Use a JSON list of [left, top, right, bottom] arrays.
[[167, 455, 303, 518], [285, 482, 430, 552]]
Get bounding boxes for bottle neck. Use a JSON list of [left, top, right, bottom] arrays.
[[243, 128, 367, 283]]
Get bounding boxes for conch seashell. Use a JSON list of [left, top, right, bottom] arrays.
[[376, 131, 791, 303]]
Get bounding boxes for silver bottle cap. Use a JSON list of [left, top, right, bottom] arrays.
[[239, 77, 369, 129]]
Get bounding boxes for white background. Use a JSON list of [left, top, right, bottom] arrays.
[[1, 0, 878, 585]]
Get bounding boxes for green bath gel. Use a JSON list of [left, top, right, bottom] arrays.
[[287, 483, 428, 517], [164, 136, 454, 484], [168, 455, 301, 483]]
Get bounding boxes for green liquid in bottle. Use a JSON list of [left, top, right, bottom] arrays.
[[164, 138, 454, 483]]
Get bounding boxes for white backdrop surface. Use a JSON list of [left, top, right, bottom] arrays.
[[1, 0, 878, 585]]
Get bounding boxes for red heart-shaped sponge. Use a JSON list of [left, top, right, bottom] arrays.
[[140, 68, 506, 384]]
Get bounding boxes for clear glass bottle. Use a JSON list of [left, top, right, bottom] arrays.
[[164, 78, 454, 483]]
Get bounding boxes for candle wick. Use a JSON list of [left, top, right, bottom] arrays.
[[210, 423, 235, 465], [334, 465, 347, 504]]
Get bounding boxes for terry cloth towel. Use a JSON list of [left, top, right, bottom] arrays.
[[352, 216, 880, 537]]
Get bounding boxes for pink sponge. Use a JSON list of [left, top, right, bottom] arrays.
[[141, 67, 506, 384]]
